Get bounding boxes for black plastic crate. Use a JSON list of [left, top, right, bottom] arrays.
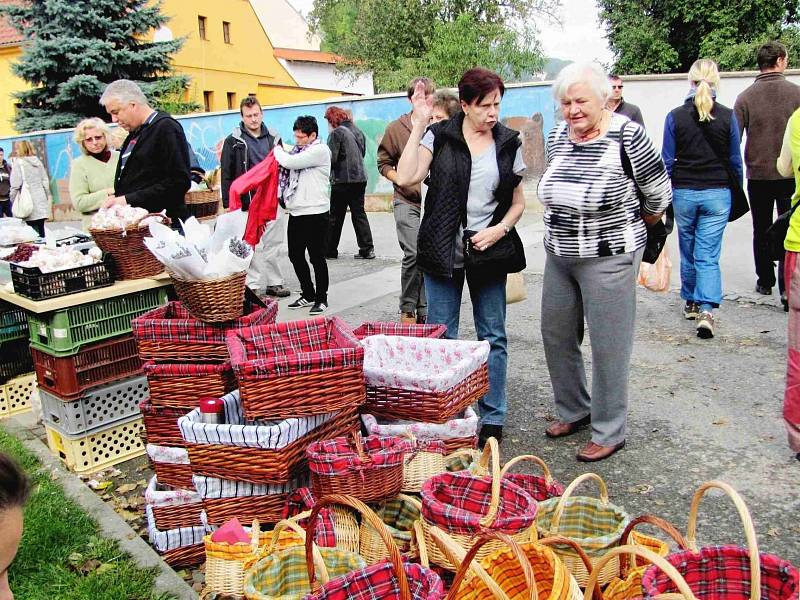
[[0, 300, 28, 342], [0, 338, 33, 384], [10, 254, 114, 300]]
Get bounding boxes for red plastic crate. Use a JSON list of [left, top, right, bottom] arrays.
[[31, 335, 143, 401]]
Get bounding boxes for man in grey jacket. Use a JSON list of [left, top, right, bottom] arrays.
[[221, 96, 290, 298], [323, 106, 375, 259], [734, 41, 800, 307], [607, 74, 644, 127]]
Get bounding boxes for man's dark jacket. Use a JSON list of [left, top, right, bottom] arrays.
[[0, 160, 11, 198], [114, 111, 190, 222], [328, 120, 367, 184], [418, 111, 524, 278], [220, 123, 279, 210]]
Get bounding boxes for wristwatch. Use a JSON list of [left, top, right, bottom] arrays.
[[499, 221, 511, 235]]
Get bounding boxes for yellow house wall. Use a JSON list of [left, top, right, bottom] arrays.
[[0, 46, 24, 137]]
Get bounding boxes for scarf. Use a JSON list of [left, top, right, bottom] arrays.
[[90, 149, 112, 163], [278, 138, 319, 205], [228, 151, 279, 246]]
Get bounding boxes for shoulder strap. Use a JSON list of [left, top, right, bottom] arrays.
[[691, 114, 736, 176]]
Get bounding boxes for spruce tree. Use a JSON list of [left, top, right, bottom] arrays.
[[0, 0, 198, 132]]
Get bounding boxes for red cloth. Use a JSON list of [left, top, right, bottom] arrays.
[[227, 151, 279, 246]]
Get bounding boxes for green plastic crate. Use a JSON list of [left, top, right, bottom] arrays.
[[27, 288, 168, 356]]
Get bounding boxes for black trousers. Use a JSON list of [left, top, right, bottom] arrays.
[[748, 179, 794, 293], [26, 218, 45, 237], [326, 182, 374, 256], [0, 199, 11, 218], [288, 212, 329, 303]]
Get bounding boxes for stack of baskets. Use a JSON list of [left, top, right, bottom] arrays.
[[34, 288, 169, 474], [131, 299, 278, 565]]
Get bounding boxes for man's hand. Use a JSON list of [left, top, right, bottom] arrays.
[[102, 196, 127, 209]]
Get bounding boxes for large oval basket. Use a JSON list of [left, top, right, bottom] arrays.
[[89, 213, 168, 280]]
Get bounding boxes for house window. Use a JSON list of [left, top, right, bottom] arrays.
[[227, 92, 236, 110], [198, 16, 207, 40], [223, 21, 231, 44], [203, 91, 213, 112]]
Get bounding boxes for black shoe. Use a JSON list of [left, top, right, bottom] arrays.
[[478, 424, 503, 448], [355, 251, 376, 259], [755, 284, 773, 295], [782, 294, 789, 312], [288, 296, 313, 309], [309, 302, 328, 315], [264, 285, 291, 298], [796, 452, 800, 462]]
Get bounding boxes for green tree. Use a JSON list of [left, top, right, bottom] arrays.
[[0, 0, 198, 133], [599, 0, 800, 74], [309, 0, 553, 91]]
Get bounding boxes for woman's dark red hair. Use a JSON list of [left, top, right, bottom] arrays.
[[324, 106, 350, 128], [458, 67, 505, 105]]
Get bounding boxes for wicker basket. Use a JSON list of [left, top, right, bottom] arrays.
[[282, 487, 361, 554], [359, 494, 421, 565], [402, 436, 449, 493], [227, 317, 366, 420], [132, 300, 278, 363], [353, 321, 447, 340], [144, 361, 237, 407], [162, 543, 205, 567], [147, 444, 195, 489], [535, 473, 630, 587], [307, 433, 408, 503], [594, 546, 698, 600], [145, 476, 203, 530], [362, 336, 490, 423], [203, 494, 290, 528], [204, 520, 263, 598], [170, 270, 246, 323], [89, 213, 168, 280], [185, 189, 220, 220], [140, 401, 187, 447]]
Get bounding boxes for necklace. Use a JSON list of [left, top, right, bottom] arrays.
[[570, 111, 608, 143]]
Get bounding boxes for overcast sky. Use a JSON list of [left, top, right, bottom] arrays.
[[286, 0, 614, 65]]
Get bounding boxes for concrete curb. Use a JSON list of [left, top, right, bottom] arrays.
[[2, 414, 198, 600]]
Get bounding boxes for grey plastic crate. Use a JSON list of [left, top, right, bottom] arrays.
[[39, 375, 148, 435]]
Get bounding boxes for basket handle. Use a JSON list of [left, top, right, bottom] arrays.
[[266, 518, 331, 585], [618, 514, 689, 577], [536, 535, 602, 600], [412, 520, 430, 569], [474, 434, 500, 476], [305, 494, 411, 600], [686, 481, 760, 600], [499, 454, 555, 484], [436, 526, 537, 600], [478, 437, 502, 528], [350, 431, 372, 465], [549, 472, 609, 534], [582, 545, 698, 600]]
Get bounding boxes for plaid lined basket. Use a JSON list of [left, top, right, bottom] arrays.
[[307, 433, 409, 503], [359, 494, 421, 565], [304, 495, 445, 600], [640, 481, 799, 600], [144, 361, 236, 408], [227, 316, 366, 420], [535, 473, 630, 587], [420, 439, 538, 571], [352, 321, 447, 340], [282, 487, 360, 554], [132, 299, 277, 363]]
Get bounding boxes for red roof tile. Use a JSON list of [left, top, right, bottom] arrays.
[[273, 47, 341, 64], [0, 0, 23, 47]]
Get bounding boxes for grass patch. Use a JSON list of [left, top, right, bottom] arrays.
[[0, 429, 175, 600]]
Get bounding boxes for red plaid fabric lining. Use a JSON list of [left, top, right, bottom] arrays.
[[132, 300, 277, 344], [502, 473, 565, 502], [640, 545, 799, 599], [227, 316, 364, 378], [307, 436, 409, 476], [421, 472, 537, 535], [307, 560, 444, 600], [143, 361, 232, 376], [352, 321, 447, 340], [280, 487, 337, 547]]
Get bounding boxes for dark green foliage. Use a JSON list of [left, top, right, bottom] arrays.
[[0, 0, 198, 132]]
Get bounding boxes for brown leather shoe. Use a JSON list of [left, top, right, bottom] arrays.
[[400, 312, 416, 325], [576, 440, 626, 462], [545, 414, 590, 438]]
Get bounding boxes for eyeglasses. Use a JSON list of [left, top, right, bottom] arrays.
[[84, 135, 105, 143], [612, 85, 624, 89]]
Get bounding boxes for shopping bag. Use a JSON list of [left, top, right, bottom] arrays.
[[506, 272, 527, 304], [637, 242, 672, 292]]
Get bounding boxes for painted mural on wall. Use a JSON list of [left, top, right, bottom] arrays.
[[0, 83, 555, 220]]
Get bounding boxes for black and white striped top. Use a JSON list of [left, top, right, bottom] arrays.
[[538, 113, 672, 258]]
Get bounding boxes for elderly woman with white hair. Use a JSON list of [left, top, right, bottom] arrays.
[[69, 117, 119, 229], [538, 62, 672, 462]]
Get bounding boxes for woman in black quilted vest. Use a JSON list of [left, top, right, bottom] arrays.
[[395, 67, 527, 448]]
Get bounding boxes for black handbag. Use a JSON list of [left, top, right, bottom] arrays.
[[463, 227, 526, 275], [693, 119, 750, 222], [766, 200, 800, 262], [619, 123, 673, 264]]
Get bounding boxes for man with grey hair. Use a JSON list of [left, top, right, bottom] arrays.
[[100, 79, 190, 222]]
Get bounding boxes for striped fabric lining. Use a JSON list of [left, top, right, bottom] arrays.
[[145, 504, 207, 552], [192, 474, 307, 500], [538, 113, 672, 258]]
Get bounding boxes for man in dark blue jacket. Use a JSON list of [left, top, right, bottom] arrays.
[[100, 79, 190, 223]]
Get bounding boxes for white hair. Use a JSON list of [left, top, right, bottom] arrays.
[[553, 62, 612, 103], [99, 79, 150, 107]]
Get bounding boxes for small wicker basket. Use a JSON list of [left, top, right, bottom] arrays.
[[170, 270, 246, 323], [185, 189, 220, 220], [89, 213, 168, 280]]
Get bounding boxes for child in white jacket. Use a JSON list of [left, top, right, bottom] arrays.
[[274, 115, 332, 314]]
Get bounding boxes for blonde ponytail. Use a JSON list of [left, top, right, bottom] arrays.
[[688, 59, 720, 122]]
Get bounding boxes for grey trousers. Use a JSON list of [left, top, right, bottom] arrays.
[[540, 248, 643, 446], [393, 199, 426, 316]]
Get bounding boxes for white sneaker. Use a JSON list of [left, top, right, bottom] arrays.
[[696, 311, 714, 339]]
